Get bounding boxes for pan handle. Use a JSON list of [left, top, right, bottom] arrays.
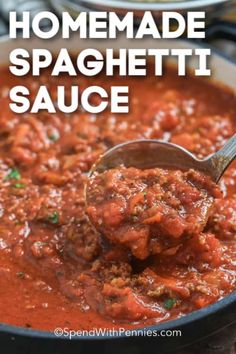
[[205, 20, 236, 42]]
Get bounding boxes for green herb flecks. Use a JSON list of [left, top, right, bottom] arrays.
[[164, 298, 176, 310], [4, 168, 21, 181], [13, 183, 26, 189], [48, 211, 59, 224], [143, 191, 147, 197], [49, 133, 59, 142]]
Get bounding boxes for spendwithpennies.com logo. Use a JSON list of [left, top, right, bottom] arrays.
[[54, 327, 182, 339]]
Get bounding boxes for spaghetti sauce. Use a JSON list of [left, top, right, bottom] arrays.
[[0, 62, 235, 330]]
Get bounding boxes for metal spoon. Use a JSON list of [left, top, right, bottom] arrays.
[[86, 133, 236, 183], [85, 134, 236, 254]]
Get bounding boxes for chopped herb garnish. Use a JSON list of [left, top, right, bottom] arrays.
[[48, 211, 59, 224], [16, 271, 25, 279], [164, 298, 176, 310], [143, 191, 147, 196], [49, 133, 59, 142], [4, 168, 21, 181], [13, 183, 26, 189]]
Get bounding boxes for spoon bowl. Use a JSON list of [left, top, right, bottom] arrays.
[[87, 135, 236, 183], [85, 135, 236, 254]]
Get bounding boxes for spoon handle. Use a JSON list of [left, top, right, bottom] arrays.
[[206, 133, 236, 182]]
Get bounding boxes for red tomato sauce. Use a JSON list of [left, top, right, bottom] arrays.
[[0, 63, 235, 331], [87, 167, 221, 259]]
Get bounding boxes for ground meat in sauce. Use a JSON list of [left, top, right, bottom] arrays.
[[87, 167, 221, 259], [0, 63, 235, 331]]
